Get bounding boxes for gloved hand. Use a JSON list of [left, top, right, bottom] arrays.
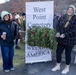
[[60, 34, 65, 38], [56, 32, 60, 38]]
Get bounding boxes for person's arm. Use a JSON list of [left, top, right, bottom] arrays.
[[55, 17, 62, 38], [12, 21, 18, 38], [0, 25, 2, 38], [0, 30, 2, 38], [56, 17, 61, 33]]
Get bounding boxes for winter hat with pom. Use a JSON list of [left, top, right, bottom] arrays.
[[1, 11, 10, 19]]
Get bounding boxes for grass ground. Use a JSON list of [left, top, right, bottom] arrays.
[[14, 43, 25, 67]]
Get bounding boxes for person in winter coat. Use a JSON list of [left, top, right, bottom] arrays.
[[53, 14, 61, 29], [52, 5, 76, 74], [14, 14, 22, 49], [0, 11, 17, 72]]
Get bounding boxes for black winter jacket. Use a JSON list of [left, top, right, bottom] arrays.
[[56, 14, 76, 46], [0, 21, 17, 46]]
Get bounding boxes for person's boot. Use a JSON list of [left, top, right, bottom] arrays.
[[51, 63, 60, 71], [61, 65, 70, 74]]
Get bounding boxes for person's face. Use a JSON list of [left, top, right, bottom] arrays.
[[67, 8, 74, 16], [4, 14, 10, 21]]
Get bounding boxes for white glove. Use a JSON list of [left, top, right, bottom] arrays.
[[60, 34, 65, 38], [56, 32, 60, 38]]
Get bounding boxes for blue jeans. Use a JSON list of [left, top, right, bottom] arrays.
[[1, 46, 14, 70]]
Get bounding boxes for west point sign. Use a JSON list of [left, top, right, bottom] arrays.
[[25, 1, 54, 63]]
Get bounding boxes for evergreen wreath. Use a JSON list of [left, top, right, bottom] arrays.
[[27, 26, 57, 50]]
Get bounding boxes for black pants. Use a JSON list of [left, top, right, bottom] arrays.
[[56, 43, 73, 65]]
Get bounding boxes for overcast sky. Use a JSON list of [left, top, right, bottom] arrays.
[[0, 0, 9, 4]]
